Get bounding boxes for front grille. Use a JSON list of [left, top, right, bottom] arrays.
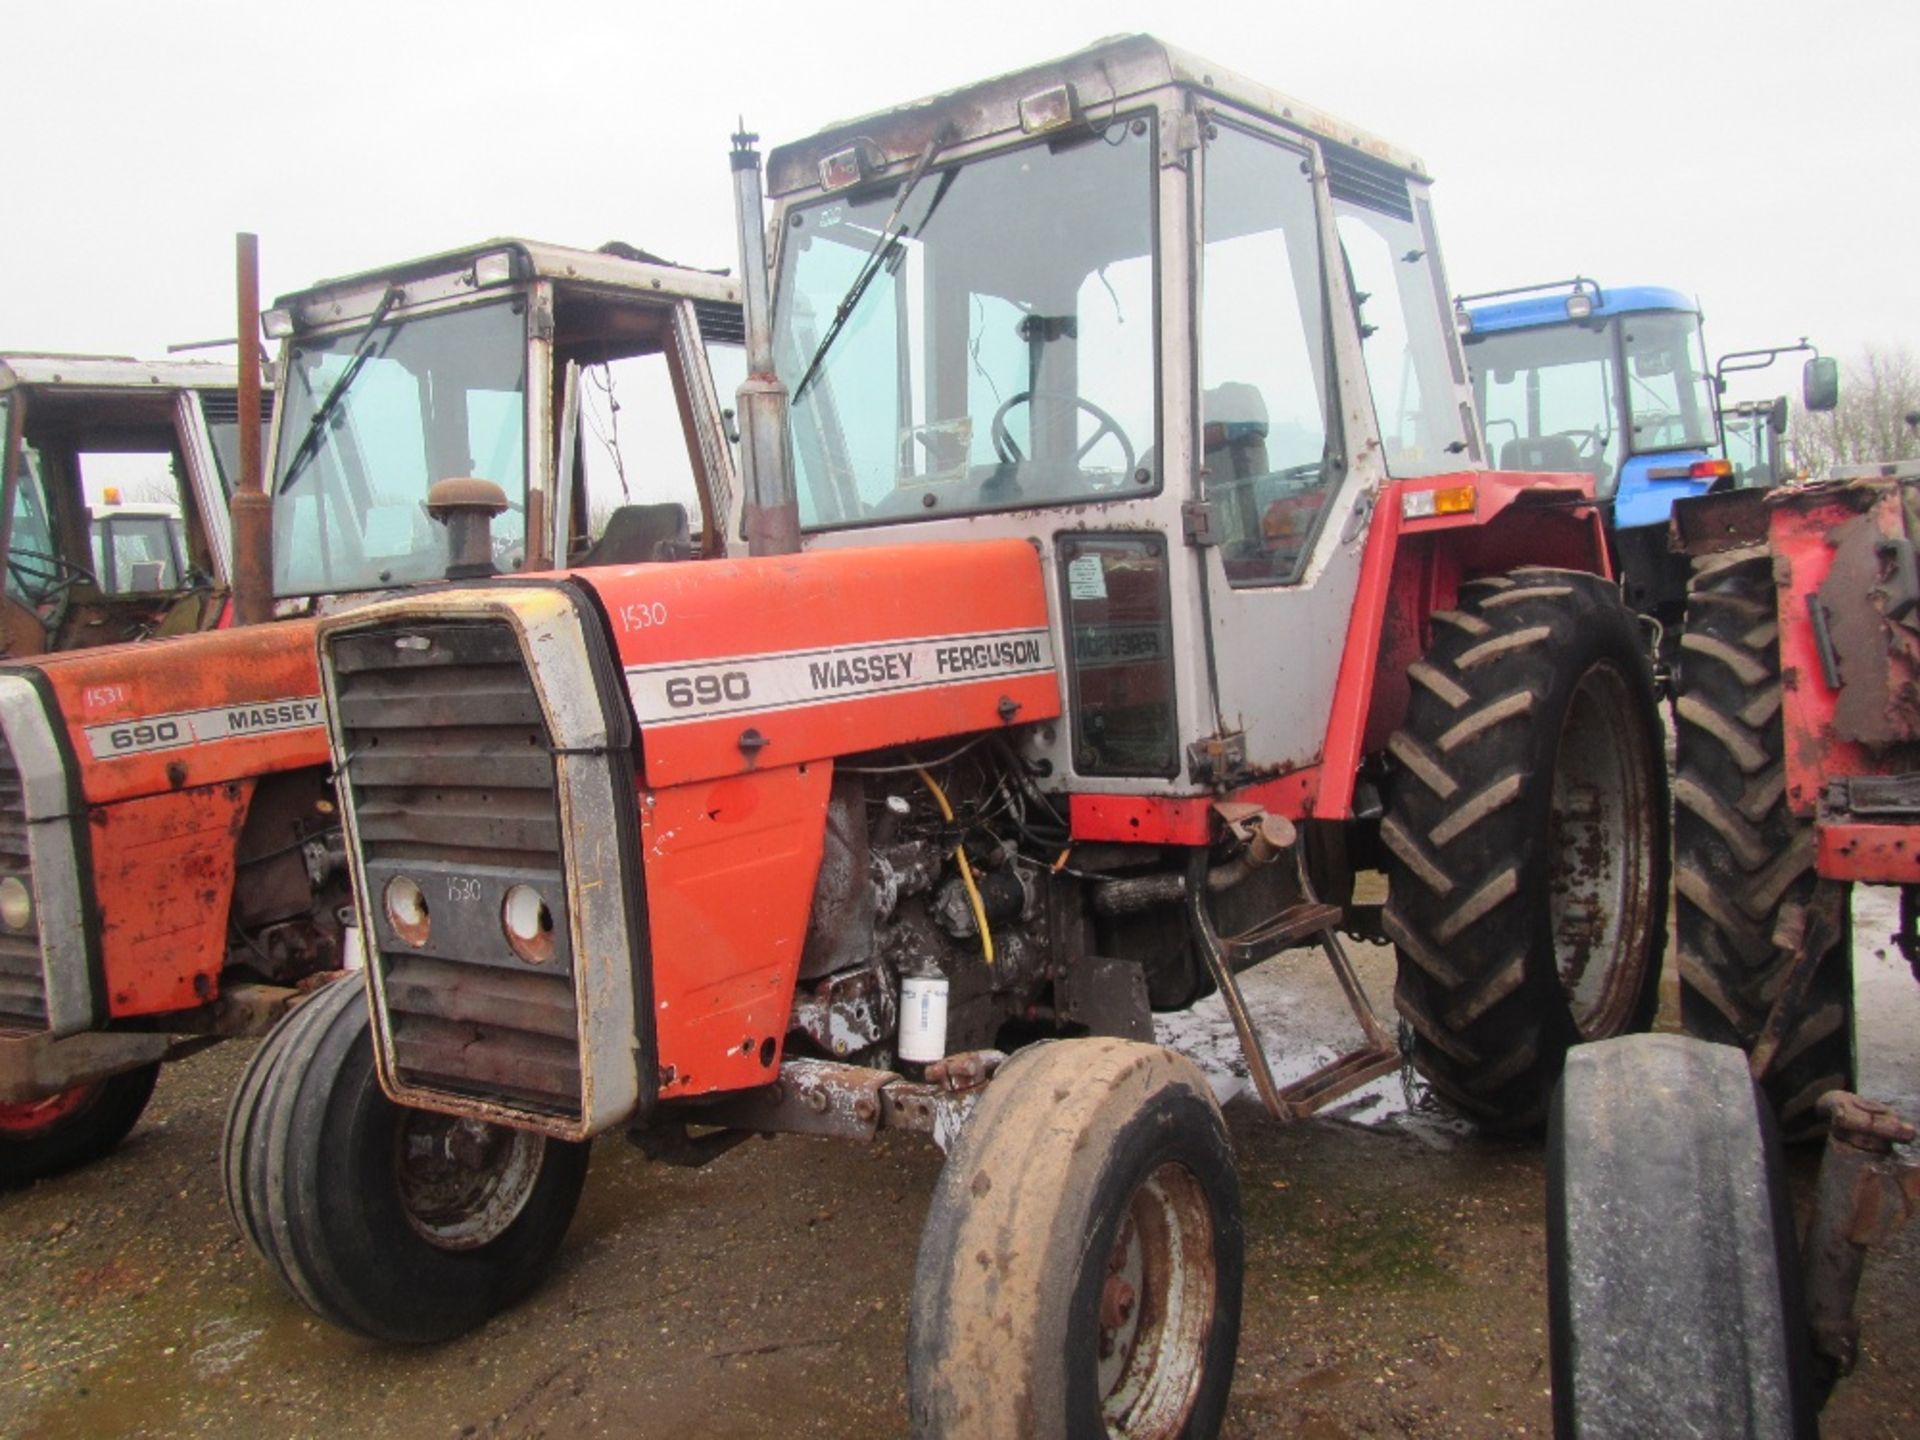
[[331, 620, 583, 1117], [0, 728, 47, 1033]]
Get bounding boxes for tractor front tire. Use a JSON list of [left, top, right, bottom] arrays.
[[222, 972, 589, 1343], [908, 1038, 1242, 1440], [1383, 568, 1668, 1131], [1549, 1033, 1816, 1439], [1674, 548, 1853, 1137], [0, 1063, 159, 1184]]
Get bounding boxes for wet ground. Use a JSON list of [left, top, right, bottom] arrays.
[[3, 891, 1917, 1438]]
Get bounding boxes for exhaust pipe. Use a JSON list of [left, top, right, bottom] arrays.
[[729, 127, 800, 557], [230, 232, 273, 626]]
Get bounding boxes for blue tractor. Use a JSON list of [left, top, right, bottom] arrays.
[[1456, 279, 1838, 677], [1456, 279, 1723, 666]]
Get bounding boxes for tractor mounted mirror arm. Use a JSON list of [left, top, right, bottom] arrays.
[[1712, 337, 1840, 414]]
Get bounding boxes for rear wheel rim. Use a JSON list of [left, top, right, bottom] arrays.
[[1097, 1161, 1216, 1439], [1550, 660, 1658, 1037], [393, 1112, 543, 1251], [0, 1084, 97, 1138]]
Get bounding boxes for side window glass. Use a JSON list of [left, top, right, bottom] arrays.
[[1200, 126, 1335, 587], [705, 340, 747, 473], [1335, 208, 1470, 476], [8, 446, 62, 608], [578, 353, 700, 542]]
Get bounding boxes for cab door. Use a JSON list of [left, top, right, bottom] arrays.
[[1194, 123, 1476, 786], [1192, 121, 1380, 777]]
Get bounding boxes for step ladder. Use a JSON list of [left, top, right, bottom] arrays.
[[1183, 842, 1402, 1123]]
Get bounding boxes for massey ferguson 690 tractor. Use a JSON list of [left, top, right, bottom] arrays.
[[0, 241, 743, 1180], [225, 37, 1669, 1437], [1, 352, 267, 657]]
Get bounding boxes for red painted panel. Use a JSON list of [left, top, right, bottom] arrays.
[[93, 781, 253, 1017], [31, 620, 327, 806], [1817, 822, 1920, 884], [643, 761, 833, 1098], [1069, 768, 1322, 844], [577, 541, 1061, 787]]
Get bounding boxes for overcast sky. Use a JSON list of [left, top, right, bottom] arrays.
[[8, 1, 1915, 405]]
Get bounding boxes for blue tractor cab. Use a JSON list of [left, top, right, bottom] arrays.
[[1458, 278, 1723, 657]]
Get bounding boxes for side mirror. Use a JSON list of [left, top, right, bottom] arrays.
[[1803, 355, 1840, 413], [1769, 396, 1789, 435]]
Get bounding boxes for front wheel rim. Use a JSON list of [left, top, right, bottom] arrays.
[[0, 1084, 96, 1138], [1097, 1161, 1217, 1438], [394, 1112, 544, 1251]]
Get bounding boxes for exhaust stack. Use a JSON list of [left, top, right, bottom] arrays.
[[730, 127, 799, 557], [230, 232, 273, 626]]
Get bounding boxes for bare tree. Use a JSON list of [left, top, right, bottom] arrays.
[[1792, 343, 1920, 473]]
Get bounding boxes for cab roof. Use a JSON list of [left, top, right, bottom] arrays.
[[275, 238, 742, 334], [0, 353, 241, 395], [1463, 284, 1699, 336], [766, 33, 1429, 199]]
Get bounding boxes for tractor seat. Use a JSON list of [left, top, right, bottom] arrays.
[[577, 502, 694, 566], [1500, 435, 1583, 475], [1203, 382, 1272, 480]]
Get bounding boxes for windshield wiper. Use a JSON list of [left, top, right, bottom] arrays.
[[278, 285, 404, 495], [791, 136, 949, 405]]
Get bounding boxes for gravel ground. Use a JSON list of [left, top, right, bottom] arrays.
[[2, 892, 1916, 1438]]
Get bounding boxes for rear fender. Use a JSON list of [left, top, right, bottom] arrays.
[[1315, 473, 1608, 819]]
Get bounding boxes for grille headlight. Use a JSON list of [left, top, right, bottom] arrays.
[[502, 884, 555, 965], [384, 875, 430, 947], [0, 876, 31, 931]]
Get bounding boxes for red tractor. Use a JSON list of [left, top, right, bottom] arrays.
[[0, 241, 743, 1180], [229, 37, 1670, 1437], [1550, 460, 1920, 1435]]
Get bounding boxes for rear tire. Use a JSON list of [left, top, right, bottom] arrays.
[[1674, 548, 1854, 1137], [222, 972, 589, 1343], [1383, 569, 1668, 1130], [0, 1062, 159, 1184], [907, 1038, 1242, 1440], [1549, 1033, 1816, 1440]]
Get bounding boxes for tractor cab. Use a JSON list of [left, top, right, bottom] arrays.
[[0, 354, 264, 656], [1457, 279, 1719, 636], [762, 34, 1553, 797], [262, 238, 745, 609]]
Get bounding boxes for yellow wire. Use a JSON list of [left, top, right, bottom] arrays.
[[914, 766, 994, 967]]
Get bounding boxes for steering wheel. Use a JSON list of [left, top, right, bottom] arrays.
[[7, 549, 97, 608], [989, 391, 1137, 478], [1550, 428, 1607, 461]]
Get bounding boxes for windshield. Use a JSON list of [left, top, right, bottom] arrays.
[[272, 300, 527, 598], [93, 514, 184, 593], [776, 121, 1156, 527], [1722, 410, 1779, 489], [1621, 311, 1715, 453], [1466, 321, 1623, 496]]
